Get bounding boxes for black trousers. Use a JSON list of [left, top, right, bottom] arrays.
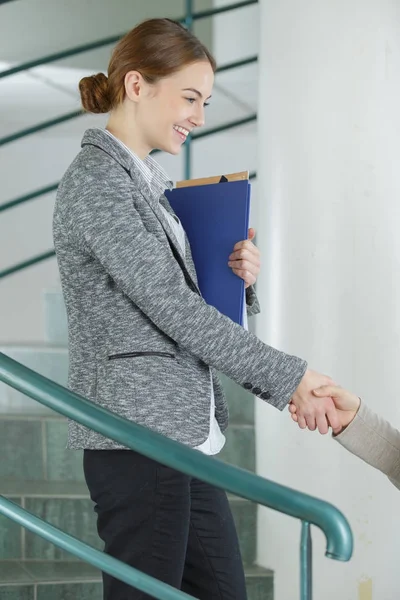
[[83, 449, 248, 600]]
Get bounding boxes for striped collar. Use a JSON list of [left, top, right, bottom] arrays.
[[101, 129, 173, 201]]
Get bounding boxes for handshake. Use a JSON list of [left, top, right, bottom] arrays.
[[289, 369, 361, 435]]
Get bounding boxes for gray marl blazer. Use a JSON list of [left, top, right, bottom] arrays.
[[53, 128, 307, 450]]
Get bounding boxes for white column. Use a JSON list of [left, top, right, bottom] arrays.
[[256, 1, 400, 598]]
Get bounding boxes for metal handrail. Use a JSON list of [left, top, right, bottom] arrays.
[[216, 55, 258, 73], [0, 352, 353, 568], [193, 114, 256, 140], [0, 183, 59, 213], [0, 110, 82, 148], [0, 1, 258, 81], [0, 495, 194, 600], [0, 250, 55, 279], [0, 353, 353, 599]]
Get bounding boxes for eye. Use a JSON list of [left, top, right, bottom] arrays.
[[204, 102, 210, 107], [186, 98, 196, 104]]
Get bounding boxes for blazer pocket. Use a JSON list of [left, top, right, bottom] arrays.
[[108, 351, 176, 360]]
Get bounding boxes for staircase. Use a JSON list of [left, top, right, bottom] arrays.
[[0, 290, 273, 599]]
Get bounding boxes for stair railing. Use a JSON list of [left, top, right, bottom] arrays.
[[0, 352, 353, 600]]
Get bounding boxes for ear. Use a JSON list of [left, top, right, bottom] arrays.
[[124, 71, 144, 103]]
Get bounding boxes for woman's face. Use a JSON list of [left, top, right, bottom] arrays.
[[134, 61, 214, 156]]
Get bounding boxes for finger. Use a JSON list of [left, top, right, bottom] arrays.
[[230, 269, 256, 287], [248, 227, 256, 241], [315, 412, 329, 435], [291, 413, 298, 423], [229, 247, 260, 263], [305, 415, 317, 431], [228, 259, 260, 276], [313, 385, 342, 398], [233, 240, 260, 256], [230, 267, 256, 278], [289, 403, 297, 414], [326, 405, 341, 432], [331, 424, 343, 436], [297, 415, 307, 429], [229, 257, 261, 273]]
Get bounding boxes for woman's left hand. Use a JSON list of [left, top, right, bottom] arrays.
[[228, 228, 261, 288]]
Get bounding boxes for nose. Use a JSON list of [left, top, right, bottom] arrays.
[[189, 104, 205, 128]]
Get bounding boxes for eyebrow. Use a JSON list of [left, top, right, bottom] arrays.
[[182, 88, 212, 100]]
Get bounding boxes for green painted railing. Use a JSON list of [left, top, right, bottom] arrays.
[[0, 250, 55, 279], [0, 495, 193, 600], [0, 183, 58, 213], [0, 352, 352, 600], [0, 110, 82, 148]]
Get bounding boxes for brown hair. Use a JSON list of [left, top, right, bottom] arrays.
[[79, 18, 216, 114]]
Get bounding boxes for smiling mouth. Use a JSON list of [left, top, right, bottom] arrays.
[[173, 125, 190, 141]]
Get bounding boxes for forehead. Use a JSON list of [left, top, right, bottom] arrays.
[[162, 61, 214, 95]]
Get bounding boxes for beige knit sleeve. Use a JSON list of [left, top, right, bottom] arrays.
[[335, 401, 400, 491]]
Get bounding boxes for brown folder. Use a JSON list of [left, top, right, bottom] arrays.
[[176, 171, 249, 189]]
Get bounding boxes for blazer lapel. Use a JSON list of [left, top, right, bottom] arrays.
[[158, 195, 200, 288], [154, 195, 185, 261]]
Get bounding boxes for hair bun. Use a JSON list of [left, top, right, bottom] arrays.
[[79, 72, 111, 114]]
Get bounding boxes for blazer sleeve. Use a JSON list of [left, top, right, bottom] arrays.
[[246, 285, 260, 316], [335, 401, 400, 491], [61, 166, 307, 410]]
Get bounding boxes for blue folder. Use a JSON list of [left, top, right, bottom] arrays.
[[165, 178, 251, 326]]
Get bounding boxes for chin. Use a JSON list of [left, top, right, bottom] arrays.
[[170, 145, 183, 156], [157, 142, 182, 156]]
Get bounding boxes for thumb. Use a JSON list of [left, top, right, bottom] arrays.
[[331, 425, 343, 436], [312, 385, 339, 397], [248, 227, 256, 241]]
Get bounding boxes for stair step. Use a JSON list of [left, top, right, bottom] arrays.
[[0, 561, 273, 599], [0, 479, 257, 565], [1, 480, 89, 498], [0, 480, 257, 567], [0, 415, 255, 483]]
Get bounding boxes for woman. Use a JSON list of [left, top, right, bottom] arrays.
[[53, 17, 339, 600]]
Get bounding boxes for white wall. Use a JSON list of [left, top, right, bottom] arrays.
[[256, 0, 400, 598]]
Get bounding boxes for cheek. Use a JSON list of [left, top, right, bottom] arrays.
[[168, 98, 191, 123]]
